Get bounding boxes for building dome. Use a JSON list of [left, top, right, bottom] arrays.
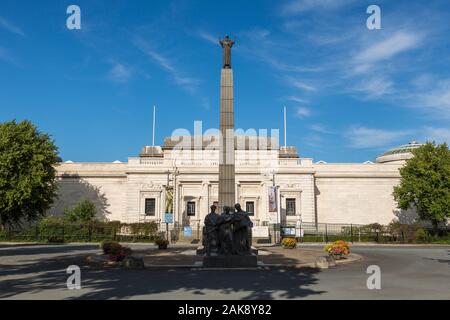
[[376, 141, 423, 163]]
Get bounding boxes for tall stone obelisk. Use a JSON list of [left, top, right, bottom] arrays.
[[218, 35, 235, 211]]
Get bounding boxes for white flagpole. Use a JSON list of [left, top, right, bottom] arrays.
[[152, 105, 156, 146], [284, 106, 287, 148]]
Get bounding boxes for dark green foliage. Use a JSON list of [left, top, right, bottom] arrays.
[[64, 199, 97, 222], [393, 142, 450, 229], [386, 220, 420, 243], [128, 222, 159, 236], [0, 219, 157, 243], [415, 228, 431, 243], [0, 120, 59, 227]]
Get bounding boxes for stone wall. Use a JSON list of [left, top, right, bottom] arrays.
[[49, 163, 127, 221], [313, 163, 403, 225]]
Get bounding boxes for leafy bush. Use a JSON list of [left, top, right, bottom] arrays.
[[415, 228, 431, 243], [324, 240, 350, 256], [64, 199, 97, 222], [39, 216, 64, 241], [47, 236, 65, 243], [127, 222, 158, 237], [365, 223, 384, 232], [100, 240, 121, 254], [154, 238, 169, 247], [281, 237, 297, 248], [386, 220, 419, 243]]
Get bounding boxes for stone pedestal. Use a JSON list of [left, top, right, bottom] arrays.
[[197, 245, 258, 256], [203, 254, 258, 268], [218, 68, 235, 211]]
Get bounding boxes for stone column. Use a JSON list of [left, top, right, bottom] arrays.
[[218, 68, 235, 211]]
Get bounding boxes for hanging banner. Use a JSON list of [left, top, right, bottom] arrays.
[[165, 186, 174, 214], [268, 186, 277, 212]]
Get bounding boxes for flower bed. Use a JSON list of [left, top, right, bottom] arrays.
[[282, 237, 297, 249], [100, 240, 133, 262], [324, 240, 350, 259]]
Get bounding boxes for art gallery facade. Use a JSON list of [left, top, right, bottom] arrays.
[[50, 137, 421, 235]]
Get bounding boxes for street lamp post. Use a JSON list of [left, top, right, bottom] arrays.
[[265, 170, 280, 245], [172, 161, 180, 241]]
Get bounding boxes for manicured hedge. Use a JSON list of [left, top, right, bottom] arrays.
[[0, 218, 158, 243]]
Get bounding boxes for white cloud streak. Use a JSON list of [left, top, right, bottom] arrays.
[[353, 77, 394, 99], [416, 79, 450, 119], [0, 17, 25, 36], [196, 30, 218, 45], [133, 37, 199, 93], [347, 126, 411, 149], [423, 127, 450, 144], [107, 63, 133, 83], [291, 79, 317, 92], [295, 106, 312, 118], [280, 0, 356, 15], [353, 31, 423, 74]]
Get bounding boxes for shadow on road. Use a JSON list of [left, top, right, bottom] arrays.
[[0, 245, 327, 300], [424, 249, 450, 266], [0, 244, 99, 257], [0, 254, 86, 299]]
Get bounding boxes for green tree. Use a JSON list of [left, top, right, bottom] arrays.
[[0, 120, 59, 227], [393, 142, 450, 231], [64, 199, 97, 222]]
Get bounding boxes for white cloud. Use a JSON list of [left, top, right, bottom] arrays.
[[196, 30, 218, 45], [295, 106, 312, 118], [309, 124, 333, 134], [291, 79, 316, 92], [354, 77, 394, 99], [107, 63, 133, 83], [133, 37, 199, 93], [0, 17, 25, 36], [302, 133, 323, 147], [423, 127, 450, 144], [280, 0, 356, 15], [347, 126, 411, 149], [416, 80, 450, 118], [286, 96, 309, 104], [353, 31, 422, 73]]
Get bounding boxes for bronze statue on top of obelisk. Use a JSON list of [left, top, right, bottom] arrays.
[[218, 35, 236, 213], [220, 35, 234, 69]]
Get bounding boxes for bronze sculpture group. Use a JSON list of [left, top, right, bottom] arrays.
[[203, 203, 253, 256]]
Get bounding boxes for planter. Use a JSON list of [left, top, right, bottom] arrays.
[[331, 254, 343, 260], [158, 244, 168, 250], [282, 245, 296, 249]]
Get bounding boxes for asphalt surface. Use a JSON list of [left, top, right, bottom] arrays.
[[0, 243, 449, 300]]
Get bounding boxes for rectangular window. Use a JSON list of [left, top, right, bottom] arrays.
[[187, 201, 196, 216], [286, 198, 296, 216], [145, 198, 156, 216], [246, 201, 255, 216]]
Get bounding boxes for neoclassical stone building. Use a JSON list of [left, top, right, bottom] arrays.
[[50, 137, 421, 232]]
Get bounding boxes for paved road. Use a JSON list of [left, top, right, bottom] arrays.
[[0, 244, 449, 299]]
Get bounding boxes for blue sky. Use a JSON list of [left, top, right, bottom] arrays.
[[1, 0, 449, 163]]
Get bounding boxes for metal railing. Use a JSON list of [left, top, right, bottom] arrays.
[[0, 223, 158, 243]]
